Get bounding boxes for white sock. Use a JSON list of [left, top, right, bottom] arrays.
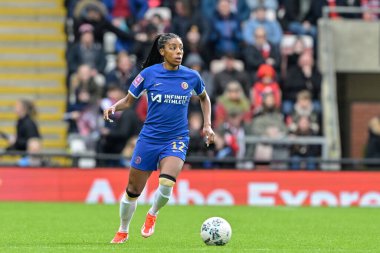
[[119, 193, 137, 233], [149, 184, 173, 215]]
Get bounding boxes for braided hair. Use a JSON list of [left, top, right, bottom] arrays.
[[142, 33, 181, 70]]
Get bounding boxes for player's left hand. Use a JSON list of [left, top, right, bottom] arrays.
[[203, 124, 215, 147]]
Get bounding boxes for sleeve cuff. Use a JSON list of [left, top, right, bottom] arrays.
[[197, 88, 206, 96], [128, 90, 145, 99]]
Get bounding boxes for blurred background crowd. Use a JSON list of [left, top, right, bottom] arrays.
[[62, 0, 380, 169], [4, 0, 380, 169]]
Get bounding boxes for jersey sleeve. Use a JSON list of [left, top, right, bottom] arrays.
[[193, 72, 206, 96], [128, 70, 147, 98]]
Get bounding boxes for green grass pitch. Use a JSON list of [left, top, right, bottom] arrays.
[[0, 202, 379, 253]]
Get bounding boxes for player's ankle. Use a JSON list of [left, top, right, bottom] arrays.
[[148, 209, 158, 216]]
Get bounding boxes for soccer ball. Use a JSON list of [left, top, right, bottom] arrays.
[[200, 217, 232, 246]]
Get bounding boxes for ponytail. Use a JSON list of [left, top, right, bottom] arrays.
[[142, 35, 162, 70], [142, 33, 181, 70]]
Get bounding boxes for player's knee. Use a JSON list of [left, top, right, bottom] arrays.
[[125, 188, 141, 200], [158, 174, 176, 199], [159, 174, 176, 187]]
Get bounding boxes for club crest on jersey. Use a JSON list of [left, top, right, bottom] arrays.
[[181, 82, 188, 90], [135, 156, 142, 164], [132, 74, 144, 88]]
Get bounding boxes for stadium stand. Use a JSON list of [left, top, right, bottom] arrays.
[[0, 0, 67, 163], [1, 1, 379, 169]]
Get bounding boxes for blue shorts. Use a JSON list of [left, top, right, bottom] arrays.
[[130, 136, 189, 171]]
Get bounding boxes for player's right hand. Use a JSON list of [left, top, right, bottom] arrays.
[[103, 106, 116, 122], [203, 124, 215, 147]]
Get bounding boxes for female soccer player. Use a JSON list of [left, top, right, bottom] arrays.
[[103, 33, 215, 243]]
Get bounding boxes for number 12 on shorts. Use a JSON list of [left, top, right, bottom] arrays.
[[172, 141, 185, 152]]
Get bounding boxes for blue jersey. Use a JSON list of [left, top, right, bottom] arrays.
[[129, 63, 205, 141]]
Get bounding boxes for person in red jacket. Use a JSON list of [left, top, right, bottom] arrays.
[[251, 64, 281, 114]]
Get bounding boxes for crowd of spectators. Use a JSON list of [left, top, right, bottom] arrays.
[[63, 0, 376, 169]]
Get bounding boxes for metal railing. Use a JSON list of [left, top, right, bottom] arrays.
[[1, 146, 380, 170], [245, 135, 328, 159]]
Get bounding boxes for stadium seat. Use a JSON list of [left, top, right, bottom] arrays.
[[0, 0, 68, 164]]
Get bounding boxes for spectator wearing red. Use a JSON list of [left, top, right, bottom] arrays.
[[111, 0, 130, 19], [148, 0, 162, 8], [102, 0, 148, 21], [133, 94, 146, 122], [251, 64, 281, 114]]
